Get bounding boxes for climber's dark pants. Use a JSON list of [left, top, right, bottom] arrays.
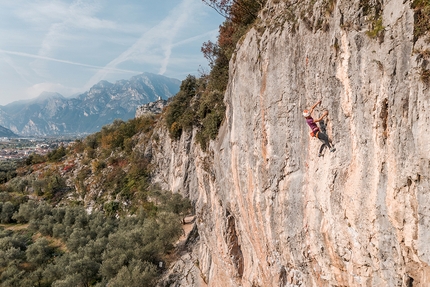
[[317, 120, 333, 153]]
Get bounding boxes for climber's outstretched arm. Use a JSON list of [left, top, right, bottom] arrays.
[[314, 110, 328, 123], [309, 100, 321, 114]]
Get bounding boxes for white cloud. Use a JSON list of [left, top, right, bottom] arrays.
[[36, 0, 116, 57], [0, 49, 140, 74], [0, 0, 224, 105], [158, 0, 197, 74], [15, 0, 114, 28], [4, 1, 120, 80], [1, 55, 32, 84], [172, 29, 219, 48], [84, 0, 199, 89], [26, 82, 82, 99]]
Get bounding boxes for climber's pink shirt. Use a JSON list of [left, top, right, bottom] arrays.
[[306, 117, 319, 133]]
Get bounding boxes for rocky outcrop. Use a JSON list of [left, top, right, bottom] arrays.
[[135, 99, 167, 118], [0, 125, 17, 138], [152, 0, 430, 286]]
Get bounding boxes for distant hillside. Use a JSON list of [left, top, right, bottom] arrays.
[[0, 125, 17, 138], [0, 73, 180, 136]]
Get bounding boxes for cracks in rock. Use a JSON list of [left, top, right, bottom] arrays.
[[160, 257, 197, 287], [158, 221, 201, 287], [405, 275, 414, 287], [379, 98, 389, 142], [279, 266, 288, 287], [274, 173, 286, 194], [180, 257, 195, 284], [329, 169, 338, 192], [224, 209, 244, 278], [196, 262, 208, 284]]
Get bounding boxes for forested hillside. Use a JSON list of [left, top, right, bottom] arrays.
[[0, 114, 191, 286]]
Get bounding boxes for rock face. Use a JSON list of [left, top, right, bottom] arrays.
[[0, 125, 17, 138], [152, 0, 430, 286], [135, 99, 167, 118]]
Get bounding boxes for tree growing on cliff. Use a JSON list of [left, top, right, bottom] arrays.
[[164, 75, 199, 139], [164, 0, 267, 147], [202, 0, 266, 23]]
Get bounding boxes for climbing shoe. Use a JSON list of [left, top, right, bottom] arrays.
[[330, 147, 336, 152], [318, 153, 323, 157]]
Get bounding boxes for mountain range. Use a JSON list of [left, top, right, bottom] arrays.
[[0, 125, 17, 138], [0, 73, 180, 136]]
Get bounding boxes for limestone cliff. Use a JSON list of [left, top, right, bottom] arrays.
[[153, 0, 430, 286]]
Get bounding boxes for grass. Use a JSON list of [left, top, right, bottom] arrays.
[[420, 68, 430, 84], [0, 223, 29, 231], [359, 0, 385, 41], [1, 224, 68, 252], [366, 16, 385, 39], [412, 0, 430, 42], [33, 232, 68, 253], [413, 48, 430, 84], [413, 48, 430, 59]]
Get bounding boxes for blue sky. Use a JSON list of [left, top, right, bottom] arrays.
[[0, 0, 224, 105]]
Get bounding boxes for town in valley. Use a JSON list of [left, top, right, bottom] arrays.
[[0, 136, 78, 161]]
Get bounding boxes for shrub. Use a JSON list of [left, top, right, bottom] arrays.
[[84, 116, 155, 154], [25, 154, 45, 165], [71, 139, 85, 153], [91, 160, 106, 173], [412, 0, 430, 42], [420, 68, 430, 84], [366, 15, 385, 39], [47, 146, 67, 162], [26, 238, 54, 266], [0, 161, 18, 184], [360, 0, 384, 41], [164, 75, 198, 139], [108, 259, 158, 287], [0, 201, 16, 223]]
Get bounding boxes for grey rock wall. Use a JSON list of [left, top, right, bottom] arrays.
[[154, 0, 430, 286], [135, 99, 167, 118]]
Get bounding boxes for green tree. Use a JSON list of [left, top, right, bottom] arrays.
[[26, 267, 46, 287], [0, 201, 15, 223], [0, 264, 26, 287], [164, 75, 198, 139], [47, 145, 66, 162], [66, 256, 101, 287], [202, 0, 265, 21], [52, 276, 83, 287], [26, 237, 54, 266], [109, 259, 158, 287], [42, 262, 65, 285], [12, 200, 38, 223], [25, 153, 45, 165], [66, 228, 91, 252], [165, 193, 192, 222], [0, 247, 25, 267]]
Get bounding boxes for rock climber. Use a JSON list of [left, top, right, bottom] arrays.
[[303, 100, 336, 157]]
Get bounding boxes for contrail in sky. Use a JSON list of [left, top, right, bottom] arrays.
[[85, 0, 198, 89], [0, 49, 141, 74]]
